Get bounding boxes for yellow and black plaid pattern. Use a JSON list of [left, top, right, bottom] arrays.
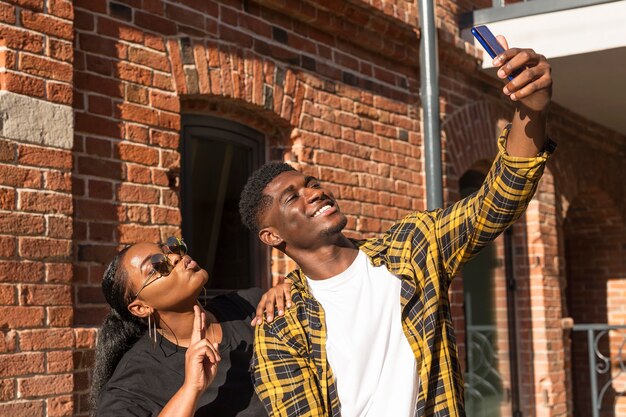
[[252, 126, 553, 417]]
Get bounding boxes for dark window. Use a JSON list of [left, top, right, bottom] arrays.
[[181, 115, 268, 293]]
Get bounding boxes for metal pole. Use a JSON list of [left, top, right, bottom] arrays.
[[587, 329, 600, 417], [504, 228, 523, 417], [418, 0, 443, 210]]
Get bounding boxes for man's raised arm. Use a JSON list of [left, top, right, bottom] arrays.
[[435, 38, 555, 280]]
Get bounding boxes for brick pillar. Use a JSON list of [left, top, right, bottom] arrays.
[[564, 186, 626, 417], [0, 1, 75, 416], [521, 170, 568, 417]]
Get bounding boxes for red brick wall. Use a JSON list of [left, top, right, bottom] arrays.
[[0, 1, 625, 417], [0, 0, 75, 416], [0, 0, 73, 103], [0, 140, 75, 416]]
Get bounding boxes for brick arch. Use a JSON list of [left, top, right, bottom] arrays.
[[441, 99, 512, 182], [163, 38, 311, 280], [164, 37, 301, 135], [181, 97, 294, 160]]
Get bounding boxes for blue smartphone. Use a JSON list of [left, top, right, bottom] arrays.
[[471, 25, 521, 81]]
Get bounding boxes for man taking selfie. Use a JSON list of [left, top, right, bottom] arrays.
[[240, 36, 555, 417]]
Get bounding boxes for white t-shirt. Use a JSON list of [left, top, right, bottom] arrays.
[[307, 250, 418, 417]]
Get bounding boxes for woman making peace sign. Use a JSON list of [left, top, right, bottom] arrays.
[[90, 238, 291, 416]]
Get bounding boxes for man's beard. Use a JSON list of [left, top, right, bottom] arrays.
[[319, 214, 348, 238]]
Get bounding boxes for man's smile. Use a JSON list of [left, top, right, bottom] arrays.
[[313, 204, 333, 217], [310, 200, 338, 217]]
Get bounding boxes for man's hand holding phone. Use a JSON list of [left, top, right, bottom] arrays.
[[493, 36, 552, 113], [472, 25, 553, 157], [473, 26, 552, 114]]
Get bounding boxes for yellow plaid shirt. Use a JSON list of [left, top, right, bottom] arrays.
[[252, 126, 554, 417]]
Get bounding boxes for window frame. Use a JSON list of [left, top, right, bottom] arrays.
[[180, 114, 270, 294]]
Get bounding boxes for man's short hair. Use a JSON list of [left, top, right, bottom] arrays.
[[239, 162, 296, 233]]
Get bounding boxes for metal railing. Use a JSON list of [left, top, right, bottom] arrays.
[[465, 324, 505, 417], [572, 324, 626, 417]]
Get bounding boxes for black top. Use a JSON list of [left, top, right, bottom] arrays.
[[97, 289, 266, 417]]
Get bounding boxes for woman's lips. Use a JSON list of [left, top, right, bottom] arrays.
[[186, 259, 199, 271]]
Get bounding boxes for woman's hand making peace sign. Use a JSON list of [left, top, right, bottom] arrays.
[[157, 305, 221, 417], [183, 305, 221, 394]]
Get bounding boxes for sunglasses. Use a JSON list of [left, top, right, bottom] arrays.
[[132, 237, 188, 299]]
